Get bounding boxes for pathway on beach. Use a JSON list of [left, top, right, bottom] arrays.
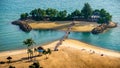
[[54, 21, 75, 51]]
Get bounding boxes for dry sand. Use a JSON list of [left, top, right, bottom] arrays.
[[0, 39, 120, 68], [28, 21, 98, 32]]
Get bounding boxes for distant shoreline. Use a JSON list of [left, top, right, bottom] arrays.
[[12, 20, 117, 33]]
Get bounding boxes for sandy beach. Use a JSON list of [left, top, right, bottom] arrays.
[[0, 39, 120, 68], [28, 21, 98, 32]]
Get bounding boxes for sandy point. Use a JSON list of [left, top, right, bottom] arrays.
[[0, 39, 120, 68]]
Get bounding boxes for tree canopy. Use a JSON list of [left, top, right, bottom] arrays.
[[20, 13, 28, 20], [97, 9, 112, 24], [20, 3, 112, 24], [81, 3, 92, 20]]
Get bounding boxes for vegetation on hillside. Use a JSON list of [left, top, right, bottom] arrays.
[[20, 3, 112, 24]]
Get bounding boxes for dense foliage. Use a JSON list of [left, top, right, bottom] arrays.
[[29, 61, 40, 68], [81, 3, 92, 19], [97, 9, 112, 24], [20, 3, 112, 24], [20, 13, 28, 20]]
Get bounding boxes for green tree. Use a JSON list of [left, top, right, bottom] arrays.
[[93, 9, 100, 15], [30, 9, 36, 19], [81, 3, 92, 20], [46, 8, 58, 17], [33, 48, 38, 60], [105, 13, 112, 24], [46, 8, 58, 21], [30, 8, 46, 21], [20, 13, 28, 20], [23, 38, 35, 60], [100, 9, 106, 17], [97, 17, 105, 24], [57, 10, 67, 20], [97, 9, 112, 24], [71, 9, 81, 17]]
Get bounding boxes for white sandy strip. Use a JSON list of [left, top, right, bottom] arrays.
[[61, 39, 120, 58]]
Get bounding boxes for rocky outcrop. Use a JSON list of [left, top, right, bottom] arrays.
[[91, 22, 117, 34], [12, 20, 32, 32], [91, 24, 107, 34]]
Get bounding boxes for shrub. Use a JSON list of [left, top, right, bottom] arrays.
[[29, 64, 35, 68], [29, 61, 40, 68], [9, 65, 15, 68]]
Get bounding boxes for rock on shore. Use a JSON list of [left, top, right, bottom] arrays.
[[91, 22, 117, 34], [91, 24, 107, 34], [12, 20, 32, 32]]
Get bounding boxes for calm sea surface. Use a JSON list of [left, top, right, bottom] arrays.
[[0, 0, 120, 52]]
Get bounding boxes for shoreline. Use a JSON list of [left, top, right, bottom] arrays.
[[12, 20, 117, 33], [68, 39, 120, 57], [0, 39, 120, 68], [0, 39, 120, 57]]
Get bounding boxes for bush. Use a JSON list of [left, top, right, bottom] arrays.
[[29, 61, 40, 68], [33, 62, 40, 68], [9, 65, 15, 68], [29, 64, 35, 68]]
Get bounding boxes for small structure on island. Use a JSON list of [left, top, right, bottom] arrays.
[[89, 11, 100, 22], [72, 16, 84, 21], [43, 15, 50, 21], [89, 15, 100, 22]]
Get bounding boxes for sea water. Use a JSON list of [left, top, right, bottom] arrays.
[[0, 0, 120, 52]]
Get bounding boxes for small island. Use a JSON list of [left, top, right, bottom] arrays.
[[1, 1, 120, 68], [12, 3, 117, 34]]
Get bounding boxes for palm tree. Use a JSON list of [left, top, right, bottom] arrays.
[[27, 48, 33, 60], [23, 38, 35, 60], [33, 48, 38, 60]]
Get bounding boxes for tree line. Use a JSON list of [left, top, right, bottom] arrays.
[[20, 3, 112, 24]]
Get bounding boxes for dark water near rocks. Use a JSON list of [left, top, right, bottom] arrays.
[[0, 0, 120, 52]]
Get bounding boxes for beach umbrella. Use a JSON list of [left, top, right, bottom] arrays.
[[7, 56, 12, 63]]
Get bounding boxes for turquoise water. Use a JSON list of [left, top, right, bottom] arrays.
[[0, 0, 120, 52]]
